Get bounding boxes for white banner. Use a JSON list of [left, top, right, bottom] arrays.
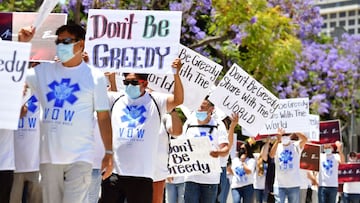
[[85, 9, 182, 74], [148, 44, 223, 111], [209, 64, 279, 136], [259, 98, 310, 134], [0, 41, 31, 129], [168, 137, 221, 177], [308, 114, 320, 141]]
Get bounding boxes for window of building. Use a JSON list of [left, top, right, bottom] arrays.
[[322, 23, 327, 28], [330, 13, 337, 18], [339, 12, 346, 17], [330, 22, 336, 27], [358, 28, 360, 34], [349, 10, 355, 16], [349, 19, 355, 25], [339, 20, 346, 26], [322, 14, 328, 20], [349, 29, 355, 34]]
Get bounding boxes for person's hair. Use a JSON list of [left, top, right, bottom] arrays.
[[349, 151, 357, 158], [56, 24, 86, 40], [239, 141, 254, 158], [123, 73, 149, 81], [204, 95, 214, 107]]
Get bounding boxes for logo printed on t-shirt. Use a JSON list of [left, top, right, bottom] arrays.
[[279, 149, 294, 170], [121, 105, 147, 128], [322, 159, 333, 175], [18, 95, 39, 130], [235, 166, 247, 182], [46, 78, 80, 108], [27, 95, 38, 113]]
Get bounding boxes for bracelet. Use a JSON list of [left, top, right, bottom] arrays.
[[105, 150, 113, 155]]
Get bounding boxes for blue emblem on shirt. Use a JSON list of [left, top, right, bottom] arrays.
[[27, 95, 38, 113], [279, 149, 293, 170], [121, 105, 147, 127], [322, 159, 333, 175], [235, 166, 247, 182], [46, 78, 80, 108]]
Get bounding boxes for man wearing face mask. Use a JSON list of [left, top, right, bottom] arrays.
[[18, 24, 113, 203], [317, 141, 345, 203], [182, 97, 238, 203], [269, 128, 308, 203], [99, 58, 184, 203], [342, 152, 360, 203]]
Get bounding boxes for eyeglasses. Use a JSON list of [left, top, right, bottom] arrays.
[[55, 38, 79, 45], [123, 79, 145, 86]]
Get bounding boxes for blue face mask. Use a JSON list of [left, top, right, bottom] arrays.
[[195, 111, 208, 121], [125, 84, 141, 99], [324, 148, 332, 154], [56, 43, 76, 63]]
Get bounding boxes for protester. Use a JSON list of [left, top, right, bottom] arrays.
[[317, 141, 345, 203], [10, 94, 42, 203], [153, 110, 183, 203], [270, 128, 308, 203], [0, 129, 15, 203], [230, 141, 256, 203], [253, 138, 271, 203], [166, 176, 186, 203], [18, 24, 113, 203], [99, 58, 184, 203], [182, 97, 238, 203], [342, 151, 360, 203]]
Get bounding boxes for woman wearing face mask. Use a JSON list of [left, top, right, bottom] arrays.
[[342, 152, 360, 203], [229, 141, 256, 203], [317, 142, 345, 203]]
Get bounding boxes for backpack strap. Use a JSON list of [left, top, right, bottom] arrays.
[[186, 124, 219, 134]]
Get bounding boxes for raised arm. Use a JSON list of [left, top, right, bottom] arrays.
[[168, 109, 183, 136], [18, 26, 36, 42], [270, 128, 285, 158], [166, 58, 184, 112]]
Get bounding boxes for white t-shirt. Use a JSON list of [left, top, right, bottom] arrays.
[[92, 114, 105, 169], [343, 181, 360, 194], [0, 129, 15, 170], [26, 61, 109, 164], [318, 153, 340, 187], [253, 153, 267, 190], [183, 117, 228, 184], [274, 141, 302, 188], [153, 113, 172, 181], [14, 94, 40, 172], [110, 91, 167, 179], [231, 157, 256, 188], [299, 169, 311, 189]]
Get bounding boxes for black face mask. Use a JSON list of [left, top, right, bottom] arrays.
[[239, 148, 246, 156]]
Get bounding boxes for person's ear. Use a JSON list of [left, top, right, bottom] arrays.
[[143, 81, 148, 88]]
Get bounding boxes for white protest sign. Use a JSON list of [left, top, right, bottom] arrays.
[[168, 136, 221, 177], [85, 9, 182, 74], [0, 41, 31, 129], [33, 0, 60, 30], [209, 64, 279, 136], [147, 44, 223, 110], [259, 98, 310, 134], [308, 114, 320, 141]]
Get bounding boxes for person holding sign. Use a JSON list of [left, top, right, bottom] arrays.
[[342, 152, 360, 203], [100, 59, 184, 203], [317, 141, 345, 203], [182, 97, 238, 203], [269, 128, 308, 203], [18, 24, 113, 203]]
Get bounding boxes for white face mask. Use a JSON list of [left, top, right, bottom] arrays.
[[281, 136, 290, 145]]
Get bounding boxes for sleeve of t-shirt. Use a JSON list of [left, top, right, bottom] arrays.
[[217, 122, 229, 145], [247, 158, 256, 173], [149, 91, 169, 116], [93, 70, 110, 111]]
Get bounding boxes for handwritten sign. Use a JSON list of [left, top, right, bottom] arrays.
[[85, 9, 182, 74], [258, 98, 310, 135], [308, 114, 320, 141], [311, 120, 341, 144], [300, 143, 320, 171], [0, 12, 67, 61], [168, 137, 221, 177], [338, 163, 360, 183], [0, 41, 31, 129], [208, 64, 279, 136], [147, 45, 223, 110]]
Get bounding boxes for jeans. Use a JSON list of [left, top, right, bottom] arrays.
[[274, 186, 300, 203], [254, 189, 268, 203], [184, 181, 218, 203], [88, 169, 102, 203], [343, 193, 360, 203], [217, 167, 230, 203], [231, 184, 254, 203], [166, 182, 185, 203], [318, 186, 337, 203]]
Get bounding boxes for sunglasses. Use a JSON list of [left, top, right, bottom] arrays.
[[123, 79, 145, 86], [55, 38, 79, 45]]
